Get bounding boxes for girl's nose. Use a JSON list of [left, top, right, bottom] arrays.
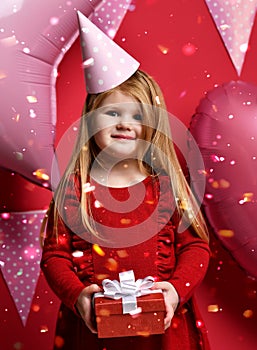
[[116, 118, 132, 130]]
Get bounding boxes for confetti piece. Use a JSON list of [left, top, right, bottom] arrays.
[[93, 244, 105, 257], [145, 200, 155, 205], [33, 169, 49, 181], [243, 309, 253, 318], [157, 44, 169, 55], [96, 274, 110, 281], [94, 200, 102, 208], [117, 249, 129, 258], [54, 336, 65, 348], [40, 325, 49, 333], [105, 258, 118, 271], [243, 192, 254, 203], [208, 304, 219, 313], [218, 229, 234, 238], [120, 218, 131, 225], [31, 304, 40, 312], [26, 95, 37, 103], [136, 331, 150, 337], [211, 179, 230, 189], [99, 308, 111, 317], [83, 182, 96, 193], [72, 250, 84, 258]]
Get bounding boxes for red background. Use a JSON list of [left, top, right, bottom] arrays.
[[1, 1, 257, 349]]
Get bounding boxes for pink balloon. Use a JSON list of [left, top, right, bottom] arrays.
[[0, 0, 102, 188], [188, 80, 257, 279], [0, 0, 131, 189]]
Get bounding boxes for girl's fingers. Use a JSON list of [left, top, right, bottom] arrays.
[[76, 284, 102, 333]]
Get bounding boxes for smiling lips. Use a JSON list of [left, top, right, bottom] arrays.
[[111, 134, 136, 140]]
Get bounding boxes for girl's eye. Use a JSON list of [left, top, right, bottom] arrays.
[[106, 110, 119, 117], [133, 114, 142, 121]]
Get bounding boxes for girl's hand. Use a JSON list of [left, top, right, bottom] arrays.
[[76, 284, 102, 333], [153, 281, 179, 330]]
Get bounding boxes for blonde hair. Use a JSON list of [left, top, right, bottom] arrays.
[[42, 70, 208, 243]]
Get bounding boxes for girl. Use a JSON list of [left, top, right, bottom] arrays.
[[41, 69, 210, 350]]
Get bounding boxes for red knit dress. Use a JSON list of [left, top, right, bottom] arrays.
[[41, 174, 210, 350]]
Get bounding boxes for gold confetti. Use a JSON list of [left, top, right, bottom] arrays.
[[33, 169, 49, 181], [136, 331, 150, 337], [243, 192, 254, 203], [211, 179, 230, 189], [117, 249, 129, 258], [105, 258, 118, 271], [243, 309, 253, 318], [208, 304, 219, 313], [157, 44, 169, 55], [93, 244, 105, 256], [13, 114, 20, 122], [26, 95, 38, 103], [98, 308, 111, 317], [96, 274, 110, 281], [218, 229, 234, 238], [145, 200, 155, 205], [219, 179, 230, 188], [120, 218, 131, 225]]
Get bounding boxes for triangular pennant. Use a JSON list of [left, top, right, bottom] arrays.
[[0, 211, 46, 326], [90, 0, 133, 39], [205, 0, 257, 76]]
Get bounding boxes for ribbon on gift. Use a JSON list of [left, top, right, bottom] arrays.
[[96, 270, 160, 314]]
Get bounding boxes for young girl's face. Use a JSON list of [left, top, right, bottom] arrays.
[[92, 90, 144, 160]]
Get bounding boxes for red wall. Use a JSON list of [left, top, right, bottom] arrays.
[[1, 1, 257, 349]]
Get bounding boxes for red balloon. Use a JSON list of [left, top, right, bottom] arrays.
[[188, 80, 257, 279]]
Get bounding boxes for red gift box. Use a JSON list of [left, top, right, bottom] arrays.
[[94, 292, 165, 338]]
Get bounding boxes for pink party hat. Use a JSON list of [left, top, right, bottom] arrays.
[[77, 11, 140, 93]]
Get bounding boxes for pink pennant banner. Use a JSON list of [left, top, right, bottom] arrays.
[[0, 211, 46, 326], [205, 0, 257, 76], [91, 0, 133, 38]]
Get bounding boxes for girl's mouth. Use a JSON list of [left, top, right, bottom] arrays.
[[111, 134, 135, 140]]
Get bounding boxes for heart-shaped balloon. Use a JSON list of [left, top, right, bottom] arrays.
[[188, 80, 257, 279], [0, 0, 131, 189]]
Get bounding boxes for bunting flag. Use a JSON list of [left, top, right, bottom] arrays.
[[0, 211, 46, 326], [205, 0, 257, 76], [91, 0, 133, 38]]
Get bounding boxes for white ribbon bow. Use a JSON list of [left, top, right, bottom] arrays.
[[101, 270, 156, 314]]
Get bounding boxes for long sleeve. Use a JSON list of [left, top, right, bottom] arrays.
[[169, 226, 210, 306], [40, 209, 86, 313], [40, 174, 89, 314]]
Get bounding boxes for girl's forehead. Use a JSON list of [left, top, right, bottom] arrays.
[[99, 90, 138, 106]]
